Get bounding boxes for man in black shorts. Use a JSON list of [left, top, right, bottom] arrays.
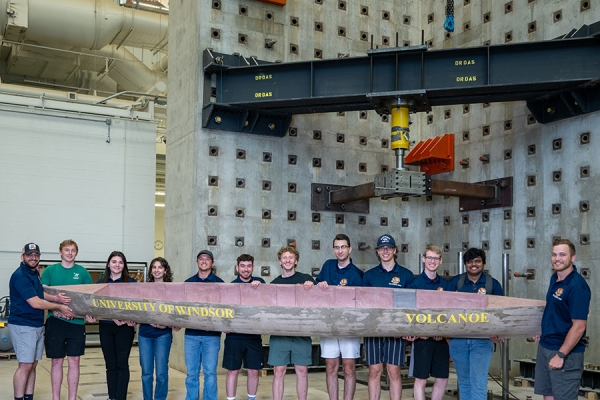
[[223, 254, 265, 400], [41, 239, 93, 400], [406, 245, 449, 400]]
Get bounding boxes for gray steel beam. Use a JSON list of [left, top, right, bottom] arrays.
[[205, 35, 600, 121]]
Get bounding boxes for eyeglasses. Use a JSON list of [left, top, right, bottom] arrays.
[[333, 245, 349, 250], [424, 256, 441, 262], [377, 246, 394, 252], [25, 253, 40, 258]]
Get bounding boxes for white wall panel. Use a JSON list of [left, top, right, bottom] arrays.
[[0, 109, 156, 295]]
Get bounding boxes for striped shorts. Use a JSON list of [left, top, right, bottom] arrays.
[[364, 336, 406, 366]]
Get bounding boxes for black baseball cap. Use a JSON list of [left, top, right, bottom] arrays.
[[197, 250, 214, 261], [23, 243, 41, 255], [376, 234, 396, 248]]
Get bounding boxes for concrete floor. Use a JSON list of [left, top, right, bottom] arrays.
[[0, 346, 544, 399]]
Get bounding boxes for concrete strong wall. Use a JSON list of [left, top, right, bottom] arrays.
[[166, 0, 600, 374]]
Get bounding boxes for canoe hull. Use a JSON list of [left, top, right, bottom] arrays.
[[45, 283, 544, 338]]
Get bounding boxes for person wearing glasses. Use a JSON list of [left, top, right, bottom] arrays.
[[362, 234, 414, 400], [447, 248, 504, 400], [9, 243, 74, 400], [314, 234, 364, 400], [405, 245, 449, 400]]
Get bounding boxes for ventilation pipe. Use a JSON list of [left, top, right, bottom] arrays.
[[0, 0, 168, 94], [83, 46, 167, 95], [1, 0, 168, 50]]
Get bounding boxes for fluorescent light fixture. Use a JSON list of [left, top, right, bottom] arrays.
[[155, 203, 165, 207]]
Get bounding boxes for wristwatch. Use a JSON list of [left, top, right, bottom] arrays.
[[557, 351, 566, 359]]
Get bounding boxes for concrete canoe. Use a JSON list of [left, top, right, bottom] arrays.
[[44, 283, 545, 338]]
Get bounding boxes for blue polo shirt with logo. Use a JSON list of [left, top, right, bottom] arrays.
[[363, 262, 414, 288], [540, 266, 591, 353], [184, 272, 224, 337], [408, 270, 449, 291], [447, 273, 503, 295], [316, 259, 364, 287], [9, 263, 45, 327]]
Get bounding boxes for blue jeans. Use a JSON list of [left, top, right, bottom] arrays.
[[139, 333, 173, 400], [449, 338, 494, 400], [184, 334, 221, 400]]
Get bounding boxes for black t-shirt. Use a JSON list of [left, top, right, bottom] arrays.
[[271, 271, 315, 285]]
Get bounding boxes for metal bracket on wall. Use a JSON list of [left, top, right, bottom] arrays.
[[311, 183, 370, 214], [458, 177, 513, 212], [202, 103, 292, 137]]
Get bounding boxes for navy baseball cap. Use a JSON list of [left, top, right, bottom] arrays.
[[23, 243, 41, 255], [197, 250, 214, 261], [376, 235, 396, 248]]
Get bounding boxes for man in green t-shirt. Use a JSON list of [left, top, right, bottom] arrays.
[[41, 239, 92, 400]]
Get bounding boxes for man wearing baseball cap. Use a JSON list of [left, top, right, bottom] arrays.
[[183, 250, 224, 400], [362, 234, 414, 400], [9, 243, 75, 400]]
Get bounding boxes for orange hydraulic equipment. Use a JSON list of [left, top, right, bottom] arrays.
[[256, 0, 286, 5], [404, 133, 455, 175]]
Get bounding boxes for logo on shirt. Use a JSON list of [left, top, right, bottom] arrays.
[[339, 278, 348, 286], [553, 287, 564, 301], [73, 273, 79, 279], [477, 287, 487, 294], [390, 276, 400, 286]]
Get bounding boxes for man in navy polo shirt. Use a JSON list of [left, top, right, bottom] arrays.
[[534, 239, 591, 400], [363, 234, 414, 400], [223, 254, 265, 400], [9, 243, 74, 400], [315, 234, 364, 400], [184, 249, 224, 400], [447, 248, 503, 400], [405, 245, 449, 400]]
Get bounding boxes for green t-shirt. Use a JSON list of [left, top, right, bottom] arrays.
[[41, 263, 92, 325]]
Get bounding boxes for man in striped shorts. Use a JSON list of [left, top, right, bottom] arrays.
[[362, 235, 414, 400]]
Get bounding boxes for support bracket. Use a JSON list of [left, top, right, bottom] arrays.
[[458, 177, 513, 211], [311, 183, 370, 214], [202, 103, 292, 137]]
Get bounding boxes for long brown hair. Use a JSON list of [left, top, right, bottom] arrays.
[[101, 251, 130, 283], [148, 257, 173, 282]]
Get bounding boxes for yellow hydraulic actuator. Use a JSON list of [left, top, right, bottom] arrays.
[[391, 105, 410, 150], [390, 104, 410, 169]]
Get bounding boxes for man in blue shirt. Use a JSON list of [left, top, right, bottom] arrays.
[[534, 239, 591, 400], [223, 254, 265, 400], [315, 234, 364, 400], [406, 245, 449, 400], [447, 248, 503, 400], [363, 234, 414, 400], [184, 250, 224, 400], [9, 243, 74, 400]]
